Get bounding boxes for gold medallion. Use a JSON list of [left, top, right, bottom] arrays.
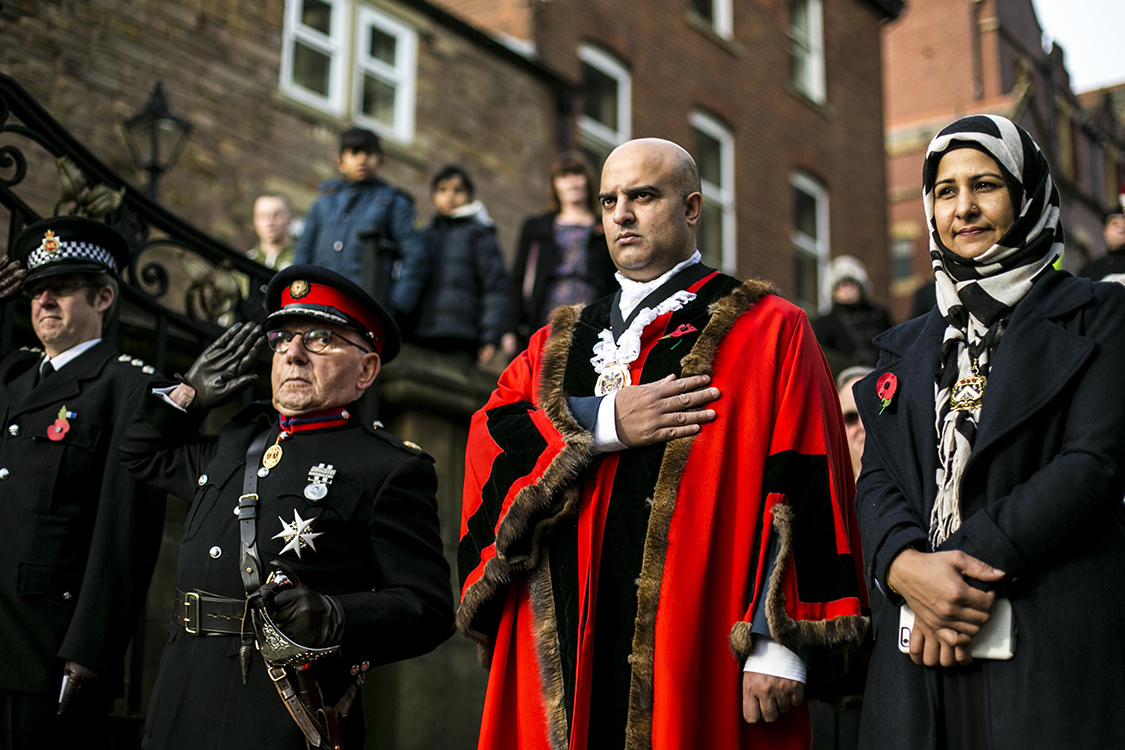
[[949, 358, 986, 412], [262, 443, 283, 469], [594, 364, 632, 396], [949, 375, 986, 411]]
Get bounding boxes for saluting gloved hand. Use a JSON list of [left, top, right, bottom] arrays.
[[267, 561, 346, 649], [179, 321, 266, 410], [0, 255, 26, 300]]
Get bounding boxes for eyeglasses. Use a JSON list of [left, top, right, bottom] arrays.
[[266, 328, 370, 354], [842, 411, 861, 427], [23, 279, 90, 299]]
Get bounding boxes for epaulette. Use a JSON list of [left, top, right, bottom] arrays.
[[367, 420, 426, 456], [117, 352, 156, 375], [18, 346, 43, 354]]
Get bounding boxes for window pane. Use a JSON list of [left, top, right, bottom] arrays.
[[361, 74, 396, 125], [582, 64, 619, 131], [301, 0, 333, 34], [694, 129, 723, 187], [794, 251, 819, 308], [891, 237, 915, 281], [698, 201, 723, 269], [790, 0, 809, 38], [293, 41, 332, 97], [794, 187, 818, 240], [693, 0, 714, 22], [369, 26, 397, 65]]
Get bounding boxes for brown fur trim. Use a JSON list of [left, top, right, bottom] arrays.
[[529, 552, 571, 750], [624, 278, 777, 749], [756, 503, 870, 699], [456, 304, 594, 667]]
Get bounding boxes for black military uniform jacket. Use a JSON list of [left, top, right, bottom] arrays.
[[0, 341, 164, 695], [121, 393, 454, 750]]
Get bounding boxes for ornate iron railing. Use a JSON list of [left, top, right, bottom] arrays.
[[0, 73, 273, 374]]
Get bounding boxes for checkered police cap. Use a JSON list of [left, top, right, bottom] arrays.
[[13, 216, 130, 285]]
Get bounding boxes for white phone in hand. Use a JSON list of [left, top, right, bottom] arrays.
[[898, 598, 1015, 660]]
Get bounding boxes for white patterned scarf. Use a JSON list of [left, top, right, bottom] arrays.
[[924, 115, 1063, 546]]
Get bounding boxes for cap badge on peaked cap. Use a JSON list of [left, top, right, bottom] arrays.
[[289, 279, 310, 299], [41, 231, 60, 254]]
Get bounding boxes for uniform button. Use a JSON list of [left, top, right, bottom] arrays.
[[198, 474, 208, 486], [209, 546, 222, 559], [257, 467, 269, 478], [333, 241, 343, 251], [7, 424, 18, 437], [0, 468, 9, 480], [62, 591, 72, 601]]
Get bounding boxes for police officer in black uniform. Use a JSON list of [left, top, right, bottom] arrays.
[[0, 216, 164, 748], [121, 264, 454, 750]]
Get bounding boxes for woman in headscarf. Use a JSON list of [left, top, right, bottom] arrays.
[[854, 114, 1125, 749]]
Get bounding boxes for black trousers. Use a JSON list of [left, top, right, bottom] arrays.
[[0, 687, 110, 750]]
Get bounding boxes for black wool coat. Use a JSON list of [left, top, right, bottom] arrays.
[[121, 395, 454, 750], [854, 271, 1125, 749], [0, 342, 165, 695]]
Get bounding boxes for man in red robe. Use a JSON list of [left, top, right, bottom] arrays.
[[458, 139, 867, 750]]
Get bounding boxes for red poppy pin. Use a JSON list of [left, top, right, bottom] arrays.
[[876, 372, 897, 415], [660, 323, 698, 350], [47, 405, 75, 442]]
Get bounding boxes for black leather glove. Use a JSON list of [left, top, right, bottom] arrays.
[[267, 561, 346, 649], [180, 321, 266, 410]]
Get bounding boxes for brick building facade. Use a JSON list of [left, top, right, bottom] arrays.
[[436, 0, 903, 317], [882, 0, 1125, 320], [0, 0, 565, 258]]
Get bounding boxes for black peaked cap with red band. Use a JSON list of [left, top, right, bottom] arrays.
[[263, 264, 400, 362]]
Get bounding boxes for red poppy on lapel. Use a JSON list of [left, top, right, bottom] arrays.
[[876, 372, 898, 414]]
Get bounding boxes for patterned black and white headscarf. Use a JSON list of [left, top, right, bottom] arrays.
[[923, 114, 1063, 546]]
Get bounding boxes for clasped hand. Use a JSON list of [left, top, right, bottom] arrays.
[[886, 548, 1005, 667], [613, 373, 720, 447]]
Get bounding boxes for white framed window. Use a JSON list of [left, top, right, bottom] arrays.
[[789, 0, 825, 104], [791, 172, 830, 312], [280, 0, 418, 144], [578, 45, 631, 171], [890, 235, 915, 283], [353, 5, 417, 140], [691, 0, 733, 38], [689, 111, 736, 273]]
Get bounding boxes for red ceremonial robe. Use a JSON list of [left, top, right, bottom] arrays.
[[458, 271, 867, 750]]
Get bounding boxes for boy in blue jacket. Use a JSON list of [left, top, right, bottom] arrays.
[[294, 127, 426, 322]]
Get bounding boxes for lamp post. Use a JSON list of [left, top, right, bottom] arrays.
[[123, 81, 192, 200]]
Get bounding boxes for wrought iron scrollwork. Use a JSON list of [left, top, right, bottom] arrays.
[[0, 73, 274, 339]]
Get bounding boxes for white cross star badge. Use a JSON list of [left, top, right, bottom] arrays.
[[273, 509, 323, 559]]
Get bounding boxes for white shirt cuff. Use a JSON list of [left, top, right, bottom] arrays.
[[742, 635, 807, 684], [152, 385, 188, 413], [591, 390, 627, 453]]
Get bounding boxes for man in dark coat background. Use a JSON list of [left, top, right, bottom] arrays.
[[121, 264, 454, 749], [0, 216, 165, 748]]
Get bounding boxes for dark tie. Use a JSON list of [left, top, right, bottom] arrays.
[[37, 360, 55, 386]]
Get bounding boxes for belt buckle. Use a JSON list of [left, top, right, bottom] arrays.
[[183, 591, 201, 634]]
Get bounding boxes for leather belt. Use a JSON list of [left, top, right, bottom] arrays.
[[176, 589, 246, 635]]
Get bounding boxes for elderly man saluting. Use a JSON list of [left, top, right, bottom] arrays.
[[458, 139, 868, 750], [122, 265, 453, 750]]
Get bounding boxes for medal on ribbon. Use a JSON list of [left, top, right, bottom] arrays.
[[304, 463, 336, 502], [594, 363, 632, 396]]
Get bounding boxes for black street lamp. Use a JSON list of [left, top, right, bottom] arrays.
[[123, 81, 193, 199]]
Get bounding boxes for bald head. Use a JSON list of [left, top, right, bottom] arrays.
[[598, 139, 704, 281]]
